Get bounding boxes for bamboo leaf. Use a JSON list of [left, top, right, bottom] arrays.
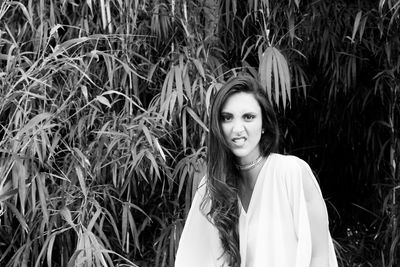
[[12, 159, 28, 215], [167, 67, 175, 105], [148, 62, 159, 81], [122, 203, 128, 249], [276, 52, 286, 107], [141, 124, 153, 148], [96, 95, 111, 108], [169, 91, 177, 119], [36, 173, 49, 226], [46, 234, 56, 267], [242, 44, 255, 62], [276, 50, 291, 107], [351, 11, 363, 42], [89, 236, 108, 267], [22, 239, 31, 267], [68, 249, 83, 267], [182, 108, 187, 151], [87, 207, 102, 232], [87, 0, 93, 13], [58, 36, 89, 51], [4, 201, 28, 232], [272, 51, 280, 107], [206, 82, 221, 112], [81, 85, 88, 102], [75, 165, 87, 198], [169, 227, 175, 267], [288, 14, 295, 42], [154, 138, 166, 161], [145, 150, 160, 179], [60, 207, 75, 228], [175, 65, 184, 110], [9, 1, 34, 29], [33, 137, 43, 165], [192, 59, 205, 79], [259, 47, 274, 102], [186, 106, 208, 132], [18, 113, 52, 137], [84, 232, 93, 267], [102, 209, 121, 243], [49, 24, 63, 38], [359, 16, 368, 41], [94, 249, 139, 267], [127, 206, 140, 250], [183, 67, 192, 101], [178, 164, 188, 198], [94, 216, 112, 249], [73, 147, 91, 167], [160, 66, 172, 104], [0, 186, 18, 202]]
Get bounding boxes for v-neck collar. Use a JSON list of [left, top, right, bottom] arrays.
[[238, 154, 272, 215]]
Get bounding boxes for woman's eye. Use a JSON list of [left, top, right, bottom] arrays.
[[221, 114, 232, 122], [244, 114, 255, 121]]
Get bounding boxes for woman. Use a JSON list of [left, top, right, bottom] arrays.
[[175, 74, 338, 267]]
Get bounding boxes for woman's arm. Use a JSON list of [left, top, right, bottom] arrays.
[[301, 164, 331, 267], [175, 179, 225, 267]]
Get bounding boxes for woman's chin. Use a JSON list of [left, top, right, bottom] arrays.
[[231, 151, 250, 161]]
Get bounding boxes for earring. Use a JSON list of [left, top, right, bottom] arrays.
[[261, 129, 265, 134]]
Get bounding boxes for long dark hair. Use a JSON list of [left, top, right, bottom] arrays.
[[203, 74, 279, 266]]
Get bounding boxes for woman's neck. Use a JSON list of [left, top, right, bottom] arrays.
[[238, 157, 266, 212], [239, 156, 266, 191]]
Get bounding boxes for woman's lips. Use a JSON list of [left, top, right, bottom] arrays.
[[232, 137, 246, 146]]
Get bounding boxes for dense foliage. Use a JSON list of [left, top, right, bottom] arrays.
[[0, 0, 398, 266]]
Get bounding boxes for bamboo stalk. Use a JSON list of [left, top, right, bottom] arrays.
[[106, 0, 112, 34], [100, 0, 107, 30]]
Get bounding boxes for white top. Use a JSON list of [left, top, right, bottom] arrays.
[[175, 153, 338, 267]]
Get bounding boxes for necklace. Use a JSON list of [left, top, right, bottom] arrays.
[[235, 155, 264, 171]]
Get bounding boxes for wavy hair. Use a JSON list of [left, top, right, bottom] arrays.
[[202, 74, 279, 266]]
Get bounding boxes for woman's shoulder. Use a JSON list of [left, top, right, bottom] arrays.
[[266, 153, 314, 182], [268, 153, 308, 170], [267, 153, 318, 196]]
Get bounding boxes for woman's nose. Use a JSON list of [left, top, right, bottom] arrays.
[[232, 120, 245, 134]]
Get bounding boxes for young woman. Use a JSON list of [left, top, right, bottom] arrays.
[[175, 74, 338, 267]]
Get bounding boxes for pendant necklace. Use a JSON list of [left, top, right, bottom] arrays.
[[235, 155, 264, 171]]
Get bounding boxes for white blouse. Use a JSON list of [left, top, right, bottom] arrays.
[[175, 153, 338, 267]]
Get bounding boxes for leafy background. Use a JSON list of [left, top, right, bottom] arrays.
[[0, 0, 399, 266]]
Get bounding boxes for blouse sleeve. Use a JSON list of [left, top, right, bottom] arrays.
[[285, 157, 338, 267], [175, 178, 226, 267]]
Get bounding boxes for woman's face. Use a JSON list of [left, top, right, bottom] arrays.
[[220, 92, 263, 165]]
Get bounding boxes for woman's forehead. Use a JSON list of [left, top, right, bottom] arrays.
[[221, 92, 261, 112]]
